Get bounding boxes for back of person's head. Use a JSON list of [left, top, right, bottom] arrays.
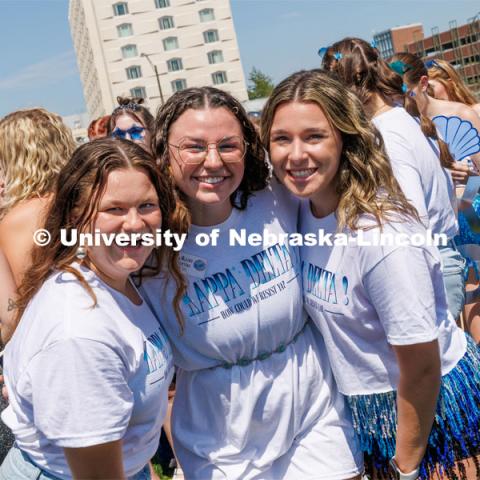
[[322, 37, 404, 104], [0, 108, 76, 214], [427, 59, 477, 105], [87, 115, 111, 140]]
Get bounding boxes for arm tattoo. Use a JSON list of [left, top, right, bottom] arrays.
[[7, 298, 17, 312]]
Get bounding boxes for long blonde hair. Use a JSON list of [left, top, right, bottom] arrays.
[[0, 108, 76, 215], [428, 59, 478, 105], [261, 69, 419, 231]]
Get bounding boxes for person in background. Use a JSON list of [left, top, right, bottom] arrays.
[[323, 38, 466, 324], [423, 58, 480, 342], [0, 138, 184, 480], [109, 97, 154, 152], [87, 115, 111, 141], [427, 59, 480, 116], [391, 52, 480, 171], [0, 108, 76, 285], [262, 68, 480, 480]]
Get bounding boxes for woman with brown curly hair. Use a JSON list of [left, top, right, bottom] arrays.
[[262, 68, 480, 480], [1, 138, 186, 479], [140, 87, 363, 479]]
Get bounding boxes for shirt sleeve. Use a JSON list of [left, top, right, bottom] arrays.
[[363, 246, 440, 345], [27, 337, 134, 448], [381, 130, 429, 223]]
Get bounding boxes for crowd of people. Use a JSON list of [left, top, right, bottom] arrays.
[[0, 37, 480, 480]]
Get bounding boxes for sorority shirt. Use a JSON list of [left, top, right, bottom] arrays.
[[141, 183, 362, 480], [2, 264, 173, 479], [373, 106, 457, 238], [300, 201, 466, 396]]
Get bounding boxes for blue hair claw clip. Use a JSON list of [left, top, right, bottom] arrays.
[[334, 52, 343, 60], [318, 47, 328, 61], [370, 40, 377, 49]]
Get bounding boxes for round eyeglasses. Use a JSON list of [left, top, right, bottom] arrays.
[[169, 136, 248, 165]]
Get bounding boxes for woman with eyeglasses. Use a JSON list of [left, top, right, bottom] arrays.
[[109, 97, 154, 151], [426, 59, 480, 116], [323, 38, 466, 324], [140, 87, 363, 479]]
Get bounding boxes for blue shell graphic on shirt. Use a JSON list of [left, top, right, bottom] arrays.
[[432, 115, 480, 161]]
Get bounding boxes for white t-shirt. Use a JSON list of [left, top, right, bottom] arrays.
[[141, 182, 362, 480], [2, 264, 173, 479], [300, 201, 466, 396], [373, 107, 458, 238]]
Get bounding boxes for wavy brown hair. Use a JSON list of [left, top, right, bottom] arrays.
[[427, 58, 477, 105], [15, 138, 188, 329], [153, 87, 269, 210], [390, 52, 454, 168], [322, 37, 404, 105], [261, 69, 419, 231], [0, 108, 76, 217]]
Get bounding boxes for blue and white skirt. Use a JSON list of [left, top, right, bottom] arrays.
[[348, 336, 480, 480]]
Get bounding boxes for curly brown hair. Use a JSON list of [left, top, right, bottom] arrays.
[[261, 69, 420, 231], [152, 87, 269, 210], [14, 138, 188, 330]]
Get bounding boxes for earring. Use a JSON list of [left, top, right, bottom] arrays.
[[76, 246, 87, 260]]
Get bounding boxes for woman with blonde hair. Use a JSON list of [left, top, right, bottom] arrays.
[[262, 69, 480, 480], [427, 58, 480, 115], [0, 108, 76, 285]]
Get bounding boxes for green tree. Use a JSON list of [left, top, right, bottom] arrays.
[[247, 67, 274, 100]]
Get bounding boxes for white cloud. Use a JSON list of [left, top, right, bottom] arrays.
[[0, 51, 78, 90]]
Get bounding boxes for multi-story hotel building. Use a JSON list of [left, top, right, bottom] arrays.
[[68, 0, 248, 119]]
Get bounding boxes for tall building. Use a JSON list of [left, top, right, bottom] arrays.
[[406, 15, 480, 100], [373, 23, 424, 60], [68, 0, 248, 119]]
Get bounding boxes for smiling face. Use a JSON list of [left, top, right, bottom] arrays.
[[168, 107, 245, 224], [269, 101, 343, 217], [86, 167, 161, 286]]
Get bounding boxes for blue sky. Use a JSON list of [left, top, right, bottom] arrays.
[[0, 0, 479, 118]]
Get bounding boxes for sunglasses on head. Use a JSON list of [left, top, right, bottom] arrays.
[[425, 59, 440, 70], [112, 125, 145, 141]]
